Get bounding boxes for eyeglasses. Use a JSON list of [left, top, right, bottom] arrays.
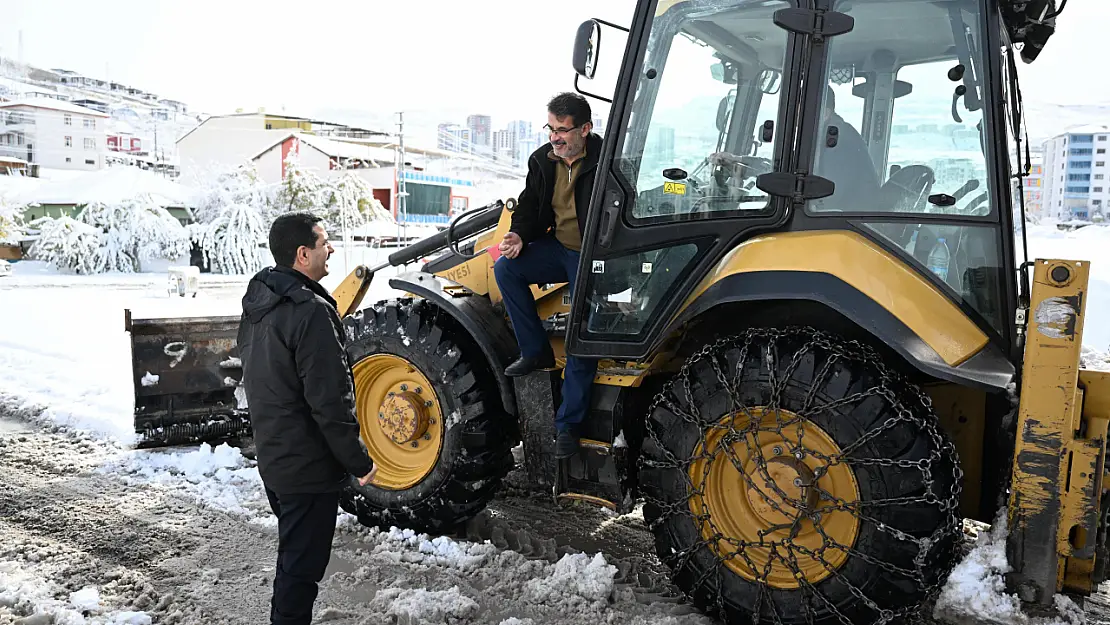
[[543, 123, 583, 135]]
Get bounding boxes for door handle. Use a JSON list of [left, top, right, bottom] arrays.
[[597, 189, 622, 248]]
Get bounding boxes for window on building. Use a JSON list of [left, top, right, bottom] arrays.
[[64, 115, 72, 126], [1097, 175, 1105, 180], [1100, 162, 1107, 167], [65, 157, 71, 163], [1101, 136, 1108, 141], [1095, 200, 1103, 206], [1099, 149, 1106, 154], [85, 159, 95, 165], [1096, 187, 1104, 192], [84, 138, 95, 150], [64, 136, 72, 148]]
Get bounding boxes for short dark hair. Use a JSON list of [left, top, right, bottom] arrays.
[[269, 212, 321, 267], [547, 92, 592, 128]]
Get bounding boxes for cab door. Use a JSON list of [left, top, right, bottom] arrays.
[[566, 0, 813, 360]]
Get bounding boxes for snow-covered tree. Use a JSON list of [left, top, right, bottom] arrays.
[[188, 164, 273, 224], [274, 148, 328, 218], [26, 216, 102, 274], [191, 200, 268, 275], [0, 196, 27, 244], [76, 195, 190, 273], [185, 163, 275, 275]]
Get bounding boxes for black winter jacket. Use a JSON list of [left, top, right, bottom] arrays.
[[509, 133, 604, 245], [236, 265, 373, 494]]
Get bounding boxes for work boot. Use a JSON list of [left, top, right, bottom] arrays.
[[504, 351, 556, 377], [554, 430, 579, 459]]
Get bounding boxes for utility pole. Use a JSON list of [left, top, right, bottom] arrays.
[[396, 111, 407, 242]]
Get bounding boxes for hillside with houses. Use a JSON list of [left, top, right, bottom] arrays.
[[0, 56, 526, 275]]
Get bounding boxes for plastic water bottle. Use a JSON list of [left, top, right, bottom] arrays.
[[928, 237, 950, 282]]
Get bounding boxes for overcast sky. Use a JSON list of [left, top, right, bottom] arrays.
[[0, 0, 1104, 140]]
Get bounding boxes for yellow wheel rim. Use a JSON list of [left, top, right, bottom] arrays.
[[351, 354, 443, 490], [688, 407, 860, 589]]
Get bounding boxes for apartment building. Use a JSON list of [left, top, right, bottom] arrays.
[[1042, 125, 1110, 221], [0, 99, 108, 171]]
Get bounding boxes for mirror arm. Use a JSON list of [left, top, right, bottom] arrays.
[[592, 18, 630, 33], [574, 74, 613, 104]]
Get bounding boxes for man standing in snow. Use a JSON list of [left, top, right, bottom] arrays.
[[236, 212, 375, 625]]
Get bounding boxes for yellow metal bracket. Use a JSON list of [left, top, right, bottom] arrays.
[[1006, 259, 1110, 604]]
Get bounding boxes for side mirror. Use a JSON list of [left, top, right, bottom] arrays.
[[758, 68, 782, 94], [572, 20, 601, 79], [716, 94, 734, 133]]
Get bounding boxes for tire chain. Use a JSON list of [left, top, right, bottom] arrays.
[[640, 326, 964, 625]]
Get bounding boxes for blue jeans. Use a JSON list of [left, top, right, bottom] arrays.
[[493, 235, 598, 434]]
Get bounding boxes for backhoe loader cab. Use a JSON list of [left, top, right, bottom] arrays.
[[123, 0, 1110, 623]]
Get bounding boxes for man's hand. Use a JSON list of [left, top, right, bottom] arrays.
[[499, 232, 523, 259], [357, 465, 378, 487]]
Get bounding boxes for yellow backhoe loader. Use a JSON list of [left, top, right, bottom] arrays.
[[123, 0, 1109, 623]]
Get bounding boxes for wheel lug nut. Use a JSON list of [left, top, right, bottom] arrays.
[[425, 401, 434, 407], [424, 434, 431, 440], [400, 384, 408, 391], [411, 441, 419, 448], [415, 387, 422, 394], [772, 446, 783, 455]]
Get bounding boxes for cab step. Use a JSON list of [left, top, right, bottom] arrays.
[[511, 368, 651, 516]]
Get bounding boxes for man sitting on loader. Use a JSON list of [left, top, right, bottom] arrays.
[[493, 92, 603, 459]]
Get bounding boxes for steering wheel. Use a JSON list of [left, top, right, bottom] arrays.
[[879, 165, 936, 213]]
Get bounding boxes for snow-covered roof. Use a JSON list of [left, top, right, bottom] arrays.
[[1063, 124, 1110, 135], [295, 133, 394, 163], [253, 132, 395, 165], [7, 166, 198, 207], [0, 99, 109, 118]]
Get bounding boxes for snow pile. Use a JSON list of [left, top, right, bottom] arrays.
[[374, 585, 480, 623], [0, 562, 151, 624], [523, 552, 618, 608], [934, 513, 1083, 625], [98, 443, 272, 526], [369, 526, 499, 571]]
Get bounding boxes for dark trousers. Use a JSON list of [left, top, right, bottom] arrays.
[[265, 487, 340, 625], [493, 235, 598, 434]]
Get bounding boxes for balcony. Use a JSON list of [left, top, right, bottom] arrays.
[[2, 113, 35, 134]]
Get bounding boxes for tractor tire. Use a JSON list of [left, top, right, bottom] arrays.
[[639, 327, 963, 625], [339, 297, 515, 535]]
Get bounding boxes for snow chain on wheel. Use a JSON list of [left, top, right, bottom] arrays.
[[639, 327, 963, 625], [339, 297, 515, 534]]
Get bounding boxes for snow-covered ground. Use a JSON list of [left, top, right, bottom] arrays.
[[2, 225, 1110, 625]]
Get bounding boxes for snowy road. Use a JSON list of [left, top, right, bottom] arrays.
[[0, 417, 716, 624], [3, 416, 1110, 625]]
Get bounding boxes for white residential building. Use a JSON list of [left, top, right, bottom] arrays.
[[0, 99, 109, 172], [1042, 125, 1110, 221]]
